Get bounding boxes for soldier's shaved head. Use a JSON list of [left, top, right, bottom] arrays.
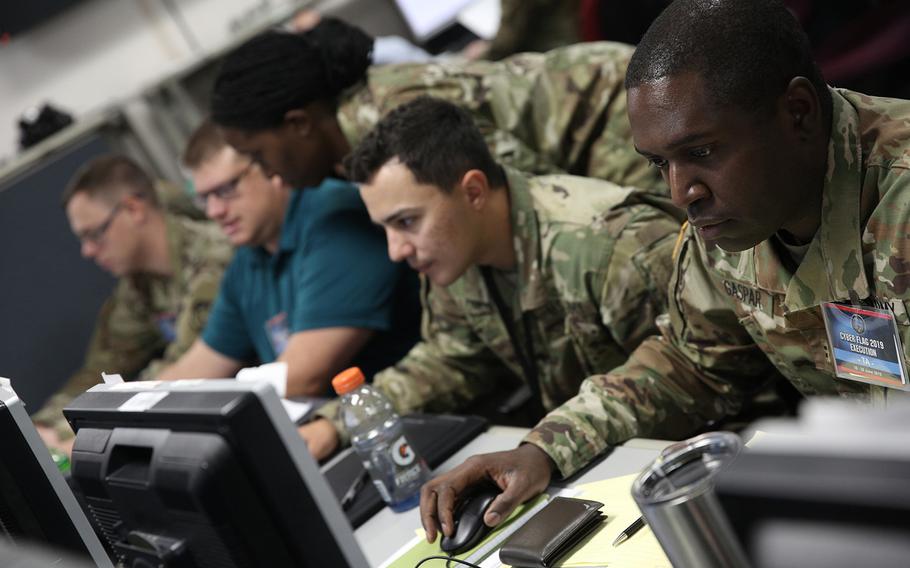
[[626, 0, 832, 125]]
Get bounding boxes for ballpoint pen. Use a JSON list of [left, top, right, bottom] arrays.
[[612, 515, 646, 547], [340, 470, 370, 510]]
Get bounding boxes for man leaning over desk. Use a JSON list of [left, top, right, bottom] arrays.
[[298, 96, 682, 460], [419, 0, 910, 544], [34, 155, 233, 453]]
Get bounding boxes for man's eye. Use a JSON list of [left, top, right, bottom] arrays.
[[397, 217, 416, 229], [647, 156, 668, 169], [690, 146, 713, 158]]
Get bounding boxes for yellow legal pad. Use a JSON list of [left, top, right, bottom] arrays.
[[556, 474, 670, 567]]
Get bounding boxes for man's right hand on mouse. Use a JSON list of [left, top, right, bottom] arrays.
[[419, 443, 558, 544]]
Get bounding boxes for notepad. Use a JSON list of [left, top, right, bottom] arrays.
[[556, 474, 671, 567]]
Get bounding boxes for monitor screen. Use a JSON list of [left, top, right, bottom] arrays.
[[0, 380, 112, 567], [64, 380, 370, 568], [393, 0, 475, 40]]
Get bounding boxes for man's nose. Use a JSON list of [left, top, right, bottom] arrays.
[[206, 196, 226, 219], [667, 162, 710, 210], [386, 229, 413, 263], [81, 240, 98, 259]]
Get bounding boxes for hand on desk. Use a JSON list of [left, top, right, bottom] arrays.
[[297, 418, 339, 461], [419, 443, 557, 544]]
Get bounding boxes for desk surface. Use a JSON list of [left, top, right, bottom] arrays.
[[354, 426, 670, 566]]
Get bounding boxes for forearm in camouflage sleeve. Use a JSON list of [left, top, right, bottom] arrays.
[[315, 280, 511, 446], [144, 274, 222, 379], [342, 42, 658, 187], [598, 203, 680, 353], [524, 231, 779, 477]]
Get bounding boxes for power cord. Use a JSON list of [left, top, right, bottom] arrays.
[[413, 555, 484, 568]]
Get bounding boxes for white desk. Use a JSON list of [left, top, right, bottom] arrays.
[[354, 426, 671, 566]]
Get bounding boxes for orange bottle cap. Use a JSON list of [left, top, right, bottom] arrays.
[[332, 367, 365, 395]]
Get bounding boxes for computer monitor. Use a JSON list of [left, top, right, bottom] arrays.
[[715, 404, 910, 568], [64, 380, 370, 568], [0, 378, 112, 567]]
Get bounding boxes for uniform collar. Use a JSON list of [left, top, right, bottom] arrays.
[[757, 88, 868, 312], [504, 167, 548, 312]]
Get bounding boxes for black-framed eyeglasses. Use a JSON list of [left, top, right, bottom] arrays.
[[77, 203, 123, 245], [193, 161, 255, 210]]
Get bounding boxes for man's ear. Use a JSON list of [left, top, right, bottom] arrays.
[[284, 108, 313, 136], [459, 169, 491, 210], [121, 193, 151, 222], [782, 77, 823, 140], [270, 173, 288, 190]]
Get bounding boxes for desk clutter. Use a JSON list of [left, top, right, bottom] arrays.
[[7, 371, 910, 568], [382, 477, 670, 567]]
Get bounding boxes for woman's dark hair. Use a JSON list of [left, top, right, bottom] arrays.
[[211, 18, 373, 130]]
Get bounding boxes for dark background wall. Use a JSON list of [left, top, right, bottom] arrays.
[[0, 134, 116, 412]]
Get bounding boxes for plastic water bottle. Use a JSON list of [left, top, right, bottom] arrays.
[[333, 367, 430, 512], [49, 447, 71, 473]]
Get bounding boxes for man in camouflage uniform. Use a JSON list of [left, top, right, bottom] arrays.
[[33, 155, 232, 452], [298, 97, 681, 460], [418, 0, 910, 544], [339, 41, 662, 192]]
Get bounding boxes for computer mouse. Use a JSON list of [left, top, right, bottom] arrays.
[[439, 485, 501, 554]]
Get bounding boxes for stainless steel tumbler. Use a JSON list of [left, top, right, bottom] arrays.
[[631, 431, 749, 568]]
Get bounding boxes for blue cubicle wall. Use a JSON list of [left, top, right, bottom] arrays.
[[0, 134, 117, 412]]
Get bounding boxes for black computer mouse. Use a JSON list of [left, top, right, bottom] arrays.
[[439, 485, 502, 554]]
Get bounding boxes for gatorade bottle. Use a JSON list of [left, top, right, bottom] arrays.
[[333, 367, 430, 512], [49, 447, 71, 474]]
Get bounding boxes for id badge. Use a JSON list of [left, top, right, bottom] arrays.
[[265, 312, 290, 356], [821, 302, 910, 390], [154, 313, 178, 342]]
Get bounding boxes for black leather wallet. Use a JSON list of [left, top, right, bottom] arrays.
[[498, 497, 605, 568]]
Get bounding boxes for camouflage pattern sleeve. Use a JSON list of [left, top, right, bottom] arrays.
[[339, 42, 662, 190], [140, 220, 232, 380], [315, 277, 514, 445], [32, 280, 164, 439], [598, 201, 681, 354], [139, 267, 225, 380], [523, 226, 780, 477]]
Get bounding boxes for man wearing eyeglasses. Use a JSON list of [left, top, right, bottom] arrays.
[[33, 155, 234, 453], [157, 121, 420, 401]]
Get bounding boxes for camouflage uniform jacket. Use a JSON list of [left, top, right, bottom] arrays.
[[318, 167, 681, 443], [525, 88, 910, 477], [337, 41, 663, 192], [33, 215, 233, 437]]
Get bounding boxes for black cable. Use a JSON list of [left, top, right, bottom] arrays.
[[413, 555, 484, 568]]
